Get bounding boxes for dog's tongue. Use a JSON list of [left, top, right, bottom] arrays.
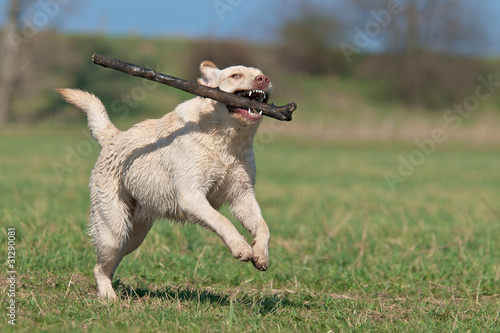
[[233, 108, 262, 121]]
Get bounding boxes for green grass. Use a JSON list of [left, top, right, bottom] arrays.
[[1, 124, 499, 332]]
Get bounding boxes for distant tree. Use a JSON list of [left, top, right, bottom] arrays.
[[0, 0, 23, 124], [0, 0, 79, 123], [277, 2, 350, 75], [188, 38, 257, 80], [276, 0, 492, 108], [345, 0, 489, 108]]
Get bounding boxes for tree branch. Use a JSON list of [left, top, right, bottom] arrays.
[[92, 54, 296, 121]]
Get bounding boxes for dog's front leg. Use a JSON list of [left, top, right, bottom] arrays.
[[179, 193, 253, 262], [230, 192, 270, 271]]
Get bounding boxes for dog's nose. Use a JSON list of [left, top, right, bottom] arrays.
[[254, 75, 270, 89]]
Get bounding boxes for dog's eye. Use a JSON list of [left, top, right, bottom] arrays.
[[231, 74, 242, 79]]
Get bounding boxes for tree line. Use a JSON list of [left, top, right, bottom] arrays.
[[0, 0, 498, 124]]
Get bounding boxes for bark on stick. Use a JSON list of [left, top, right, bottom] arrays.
[[92, 54, 296, 121]]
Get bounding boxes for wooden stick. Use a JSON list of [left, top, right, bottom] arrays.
[[91, 54, 296, 121]]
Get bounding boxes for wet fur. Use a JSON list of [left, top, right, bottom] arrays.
[[57, 61, 272, 299]]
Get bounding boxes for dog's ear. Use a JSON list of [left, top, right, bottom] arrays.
[[198, 61, 220, 86]]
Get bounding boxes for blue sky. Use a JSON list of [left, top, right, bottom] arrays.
[[59, 1, 279, 40], [0, 0, 285, 42], [1, 0, 499, 54]]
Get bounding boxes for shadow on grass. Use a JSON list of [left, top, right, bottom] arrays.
[[114, 280, 302, 315]]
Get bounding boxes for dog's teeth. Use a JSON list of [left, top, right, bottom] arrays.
[[247, 108, 260, 117], [259, 111, 262, 116], [249, 91, 252, 97]]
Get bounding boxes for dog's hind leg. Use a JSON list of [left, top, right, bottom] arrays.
[[91, 200, 155, 300], [88, 186, 134, 300], [119, 206, 155, 258], [91, 214, 127, 299]]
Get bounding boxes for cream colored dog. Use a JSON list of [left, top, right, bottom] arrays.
[[58, 61, 272, 299]]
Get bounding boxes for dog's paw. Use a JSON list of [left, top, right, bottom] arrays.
[[96, 287, 119, 300], [251, 240, 269, 271], [234, 248, 253, 262], [251, 255, 268, 271], [228, 238, 253, 262]]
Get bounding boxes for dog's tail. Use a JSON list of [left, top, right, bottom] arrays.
[[57, 89, 120, 146]]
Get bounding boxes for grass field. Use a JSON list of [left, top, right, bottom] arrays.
[[1, 122, 499, 332]]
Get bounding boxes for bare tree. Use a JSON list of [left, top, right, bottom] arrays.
[[393, 0, 486, 107], [277, 1, 349, 75], [351, 0, 485, 67], [0, 0, 80, 123], [0, 0, 23, 124], [344, 0, 489, 108], [345, 0, 487, 55]]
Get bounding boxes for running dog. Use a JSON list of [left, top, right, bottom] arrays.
[[58, 61, 272, 299]]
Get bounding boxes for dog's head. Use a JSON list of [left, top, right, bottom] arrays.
[[198, 61, 272, 125]]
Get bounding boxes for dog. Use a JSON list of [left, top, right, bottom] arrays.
[[58, 61, 272, 299]]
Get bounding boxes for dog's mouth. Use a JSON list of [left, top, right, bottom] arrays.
[[227, 89, 270, 122]]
